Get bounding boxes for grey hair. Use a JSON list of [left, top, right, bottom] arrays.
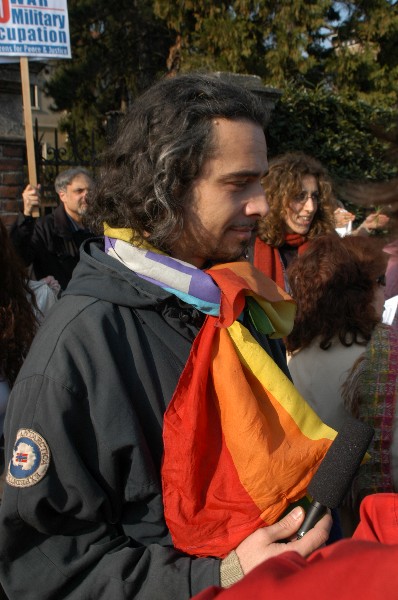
[[54, 167, 92, 193]]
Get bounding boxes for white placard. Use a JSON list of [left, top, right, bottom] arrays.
[[383, 295, 398, 326], [0, 0, 71, 59]]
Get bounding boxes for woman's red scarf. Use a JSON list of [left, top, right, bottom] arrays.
[[254, 234, 310, 290]]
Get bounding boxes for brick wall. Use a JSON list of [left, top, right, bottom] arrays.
[[0, 138, 25, 229]]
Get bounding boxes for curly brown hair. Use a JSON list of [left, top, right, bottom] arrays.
[[285, 234, 388, 353], [0, 219, 38, 385], [257, 152, 337, 247]]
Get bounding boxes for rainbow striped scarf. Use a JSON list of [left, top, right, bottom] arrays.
[[104, 225, 337, 558]]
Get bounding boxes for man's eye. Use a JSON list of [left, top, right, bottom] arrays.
[[231, 180, 248, 188]]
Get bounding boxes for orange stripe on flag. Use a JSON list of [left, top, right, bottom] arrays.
[[213, 327, 334, 525]]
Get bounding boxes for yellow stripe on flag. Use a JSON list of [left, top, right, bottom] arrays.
[[228, 320, 336, 441]]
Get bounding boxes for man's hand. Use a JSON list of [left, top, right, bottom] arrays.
[[361, 212, 389, 231], [22, 184, 41, 217], [41, 276, 61, 296], [334, 207, 355, 228], [235, 506, 332, 575]]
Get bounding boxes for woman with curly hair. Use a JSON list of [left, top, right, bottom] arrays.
[[253, 152, 337, 291], [0, 218, 38, 438], [285, 233, 389, 432]]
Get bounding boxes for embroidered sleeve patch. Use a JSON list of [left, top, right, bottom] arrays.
[[6, 429, 50, 488]]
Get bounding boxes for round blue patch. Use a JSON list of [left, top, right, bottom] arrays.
[[7, 429, 50, 488]]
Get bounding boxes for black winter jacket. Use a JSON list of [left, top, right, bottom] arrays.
[[0, 240, 290, 600], [10, 204, 94, 289]]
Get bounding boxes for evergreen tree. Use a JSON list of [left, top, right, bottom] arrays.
[[45, 0, 173, 147], [266, 85, 398, 181], [153, 0, 338, 85], [324, 0, 398, 105], [44, 0, 398, 177], [154, 0, 398, 102]]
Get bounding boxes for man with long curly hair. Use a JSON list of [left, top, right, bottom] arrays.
[[0, 73, 334, 600], [1, 73, 398, 600]]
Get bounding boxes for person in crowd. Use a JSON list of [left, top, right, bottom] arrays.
[[286, 234, 392, 536], [0, 73, 337, 600], [0, 219, 38, 496], [0, 218, 38, 424], [383, 238, 398, 300], [334, 202, 356, 235], [285, 234, 388, 433], [10, 167, 94, 290], [253, 152, 336, 291], [341, 320, 398, 527], [335, 176, 397, 298], [27, 275, 60, 323], [352, 211, 390, 235], [189, 494, 398, 600], [334, 201, 390, 237]]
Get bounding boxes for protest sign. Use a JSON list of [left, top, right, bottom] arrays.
[[0, 0, 71, 59], [0, 0, 71, 214]]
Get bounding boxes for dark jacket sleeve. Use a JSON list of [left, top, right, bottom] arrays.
[[9, 211, 78, 287], [0, 373, 220, 600], [10, 213, 55, 282], [10, 212, 38, 266]]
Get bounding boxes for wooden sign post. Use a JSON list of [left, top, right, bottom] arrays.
[[20, 56, 39, 217]]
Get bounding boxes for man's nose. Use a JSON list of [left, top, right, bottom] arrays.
[[245, 186, 269, 218]]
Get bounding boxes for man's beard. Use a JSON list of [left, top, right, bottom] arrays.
[[77, 203, 88, 216], [209, 239, 251, 265]]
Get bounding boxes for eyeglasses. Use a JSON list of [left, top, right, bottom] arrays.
[[376, 274, 386, 287], [293, 191, 321, 204]]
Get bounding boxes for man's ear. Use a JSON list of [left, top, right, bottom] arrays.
[[58, 190, 66, 204]]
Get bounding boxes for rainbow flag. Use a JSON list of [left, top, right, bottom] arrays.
[[162, 263, 337, 558]]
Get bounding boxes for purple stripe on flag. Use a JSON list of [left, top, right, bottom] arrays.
[[145, 250, 220, 304], [104, 237, 113, 253], [105, 237, 221, 305]]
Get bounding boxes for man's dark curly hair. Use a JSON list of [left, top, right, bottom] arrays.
[[85, 72, 268, 252], [0, 219, 38, 385], [286, 234, 388, 353]]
